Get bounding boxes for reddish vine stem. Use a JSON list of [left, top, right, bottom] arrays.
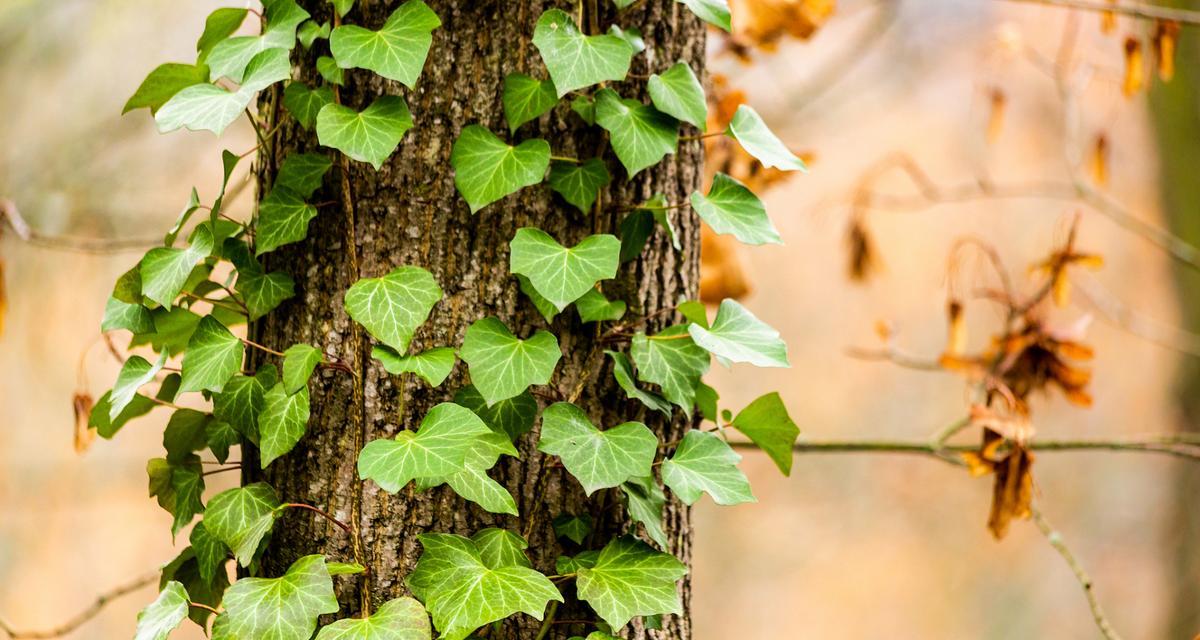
[[283, 503, 357, 540]]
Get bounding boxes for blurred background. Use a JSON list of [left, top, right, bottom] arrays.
[[0, 0, 1195, 638]]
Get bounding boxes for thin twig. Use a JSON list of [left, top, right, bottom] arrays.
[[0, 571, 158, 639], [998, 0, 1200, 26], [1031, 506, 1124, 640]]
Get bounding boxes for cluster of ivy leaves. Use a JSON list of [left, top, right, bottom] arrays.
[[105, 1, 806, 639]]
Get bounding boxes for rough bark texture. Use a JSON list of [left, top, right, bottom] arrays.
[[247, 2, 706, 638]]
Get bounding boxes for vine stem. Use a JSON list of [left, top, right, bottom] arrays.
[[282, 504, 364, 552], [679, 129, 727, 142], [188, 602, 221, 616], [240, 336, 286, 357], [1032, 507, 1123, 640], [0, 570, 158, 639], [533, 601, 558, 640], [549, 154, 580, 164]]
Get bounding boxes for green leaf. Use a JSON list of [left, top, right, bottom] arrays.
[[189, 521, 229, 585], [509, 228, 620, 311], [690, 173, 780, 245], [113, 265, 144, 304], [163, 188, 202, 247], [163, 408, 211, 463], [197, 8, 249, 63], [460, 317, 561, 406], [631, 326, 709, 413], [315, 597, 432, 640], [213, 366, 277, 443], [417, 432, 519, 514], [141, 223, 214, 306], [556, 550, 599, 575], [284, 82, 335, 130], [730, 392, 799, 475], [148, 455, 205, 536], [256, 187, 318, 255], [676, 300, 708, 327], [203, 482, 282, 566], [453, 384, 537, 440], [327, 562, 367, 576], [548, 158, 611, 213], [110, 353, 166, 421], [329, 0, 356, 18], [553, 514, 593, 545], [647, 62, 707, 130], [132, 307, 203, 356], [408, 533, 562, 640], [472, 528, 533, 569], [633, 194, 680, 251], [124, 63, 209, 115], [277, 152, 333, 198], [607, 351, 672, 417], [329, 0, 441, 88], [728, 104, 807, 171], [157, 49, 292, 136], [575, 289, 626, 323], [283, 344, 323, 394], [239, 270, 295, 320], [206, 0, 309, 84], [571, 95, 596, 125], [180, 315, 245, 394], [160, 549, 228, 628], [687, 299, 789, 367], [677, 0, 731, 31], [621, 476, 668, 548], [318, 56, 345, 85], [259, 383, 311, 467], [450, 125, 550, 213], [607, 25, 645, 54], [576, 536, 687, 629], [135, 581, 190, 640], [503, 73, 558, 133], [298, 20, 331, 49], [538, 402, 657, 495], [211, 555, 338, 640], [594, 88, 678, 177], [662, 430, 754, 505], [102, 296, 155, 334], [373, 346, 456, 387], [618, 210, 654, 262], [695, 380, 719, 423], [91, 391, 156, 439], [532, 9, 633, 97], [516, 274, 561, 323], [344, 266, 443, 353], [317, 96, 414, 169], [358, 403, 493, 493], [205, 419, 240, 464]]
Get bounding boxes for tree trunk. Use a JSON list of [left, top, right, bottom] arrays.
[[247, 2, 706, 638]]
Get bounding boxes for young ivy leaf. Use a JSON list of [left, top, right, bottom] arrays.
[[416, 433, 519, 515], [575, 536, 687, 629], [282, 344, 323, 394], [157, 48, 293, 136], [256, 186, 318, 256], [239, 270, 295, 320], [516, 274, 561, 323], [297, 20, 331, 49], [123, 63, 209, 115], [373, 345, 457, 387], [102, 296, 155, 334], [283, 82, 334, 131], [690, 173, 781, 245], [453, 384, 537, 440], [318, 56, 345, 85], [329, 0, 356, 18], [677, 0, 732, 32], [276, 152, 333, 198], [594, 88, 679, 177], [547, 158, 611, 213], [344, 266, 443, 353], [575, 288, 626, 323], [460, 317, 561, 406], [159, 548, 228, 629], [315, 597, 432, 640], [630, 325, 710, 414], [259, 383, 311, 467], [147, 455, 205, 537], [203, 482, 282, 567], [407, 533, 563, 640], [450, 125, 551, 213], [728, 104, 807, 172], [730, 391, 800, 476], [197, 8, 249, 63], [661, 430, 755, 505], [109, 353, 166, 421], [472, 528, 533, 569], [189, 520, 229, 585], [687, 299, 790, 368], [329, 0, 441, 88], [91, 390, 156, 440], [134, 581, 190, 640], [316, 96, 414, 170], [503, 73, 558, 133], [509, 228, 620, 311], [606, 351, 672, 417], [213, 366, 277, 444], [553, 514, 593, 545], [210, 555, 339, 640], [532, 9, 633, 97], [538, 402, 657, 495], [180, 315, 245, 394], [618, 210, 654, 262], [608, 25, 645, 54], [621, 475, 669, 548], [571, 95, 596, 125], [140, 223, 214, 307], [206, 0, 309, 84], [647, 61, 707, 131], [357, 403, 493, 493]]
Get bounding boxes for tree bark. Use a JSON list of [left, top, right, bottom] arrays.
[[247, 2, 706, 638]]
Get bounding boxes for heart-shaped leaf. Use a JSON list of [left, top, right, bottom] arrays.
[[532, 9, 633, 96], [594, 88, 678, 176], [503, 73, 558, 133], [647, 61, 707, 131], [450, 125, 550, 213], [690, 172, 780, 245], [460, 317, 561, 405], [538, 402, 657, 495], [317, 96, 413, 169], [344, 266, 443, 353], [329, 0, 441, 88], [509, 228, 620, 311], [687, 298, 789, 367], [728, 104, 807, 171]]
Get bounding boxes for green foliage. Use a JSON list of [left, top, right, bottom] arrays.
[[450, 125, 550, 213], [554, 514, 594, 545], [728, 104, 807, 171], [607, 351, 672, 417], [109, 353, 165, 421], [731, 392, 800, 475], [213, 366, 276, 443], [329, 1, 440, 88], [197, 8, 249, 63], [157, 49, 292, 136], [662, 430, 754, 505], [417, 433, 519, 514], [344, 266, 443, 353], [621, 476, 669, 548], [180, 315, 245, 393], [259, 383, 311, 467], [688, 299, 790, 367], [140, 223, 214, 306], [678, 0, 732, 31], [460, 317, 561, 405], [358, 403, 493, 493], [631, 325, 710, 413], [206, 0, 309, 84], [691, 172, 781, 245], [594, 89, 678, 176], [503, 73, 558, 133], [211, 555, 339, 640], [134, 581, 190, 640], [315, 597, 432, 640], [124, 63, 209, 115], [284, 82, 334, 130], [538, 402, 657, 495], [203, 483, 282, 567], [317, 96, 414, 169], [329, 0, 356, 18], [282, 344, 323, 394], [647, 62, 707, 131], [576, 536, 687, 629], [373, 346, 456, 387], [453, 385, 537, 440], [548, 158, 611, 213], [533, 9, 633, 97], [575, 289, 626, 323], [510, 228, 621, 311]]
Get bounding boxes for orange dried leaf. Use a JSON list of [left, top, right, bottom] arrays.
[[700, 224, 753, 302], [1089, 133, 1109, 186], [730, 0, 836, 51], [846, 219, 881, 283], [1123, 37, 1144, 97], [987, 445, 1034, 539], [946, 300, 967, 356], [986, 87, 1006, 144], [1154, 20, 1180, 82], [73, 393, 96, 454]]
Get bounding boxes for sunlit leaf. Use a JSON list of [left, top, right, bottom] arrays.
[[532, 9, 633, 97], [259, 383, 311, 467], [690, 173, 780, 245], [661, 430, 754, 505], [730, 392, 799, 475], [647, 61, 706, 131], [460, 317, 561, 405], [575, 536, 686, 629], [344, 266, 443, 353], [211, 555, 338, 640], [203, 482, 282, 566], [358, 403, 493, 493], [450, 125, 550, 213], [728, 105, 806, 171], [373, 346, 456, 387], [315, 597, 432, 640], [687, 299, 789, 367], [594, 88, 678, 177], [330, 0, 441, 87], [317, 96, 414, 169], [538, 402, 657, 495], [548, 158, 611, 213], [503, 73, 558, 133]]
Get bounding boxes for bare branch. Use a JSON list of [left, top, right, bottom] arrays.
[[1032, 506, 1124, 640], [999, 0, 1200, 26], [0, 571, 158, 639]]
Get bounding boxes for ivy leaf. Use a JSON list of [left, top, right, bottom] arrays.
[[329, 0, 356, 18], [662, 430, 754, 505], [516, 274, 561, 323], [297, 20, 331, 49], [256, 186, 318, 255], [728, 105, 807, 171], [532, 9, 633, 97], [553, 514, 593, 545], [276, 152, 333, 198], [283, 344, 323, 394], [607, 25, 645, 54], [687, 299, 789, 368], [197, 8, 249, 63], [571, 95, 596, 125], [148, 455, 205, 537], [606, 351, 672, 417], [358, 403, 492, 493], [408, 533, 562, 640], [344, 266, 443, 353], [318, 56, 345, 85], [91, 391, 156, 439], [695, 380, 719, 423], [141, 223, 214, 306], [472, 528, 533, 569], [189, 521, 229, 585], [315, 597, 432, 640], [203, 482, 282, 566], [163, 408, 212, 463], [205, 419, 240, 464], [538, 402, 657, 495], [647, 62, 707, 131], [123, 63, 209, 115], [677, 0, 731, 31], [239, 270, 296, 319], [157, 49, 292, 136], [180, 315, 245, 394], [213, 366, 277, 444], [134, 581, 190, 640], [690, 173, 780, 245], [373, 346, 456, 387], [509, 228, 620, 311], [211, 555, 339, 640], [329, 1, 441, 88], [131, 307, 203, 356], [327, 562, 367, 576], [110, 353, 166, 421], [102, 297, 155, 334], [576, 536, 687, 629], [159, 549, 228, 629], [575, 289, 626, 323], [317, 96, 414, 169], [453, 384, 537, 440], [556, 550, 599, 575], [730, 392, 799, 476], [450, 125, 550, 213], [423, 436, 519, 515], [631, 326, 710, 413], [548, 158, 611, 213], [503, 73, 558, 133], [618, 210, 654, 262], [206, 0, 309, 84], [284, 82, 335, 130], [594, 88, 678, 177], [460, 317, 561, 405], [259, 383, 311, 467], [621, 476, 668, 548]]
